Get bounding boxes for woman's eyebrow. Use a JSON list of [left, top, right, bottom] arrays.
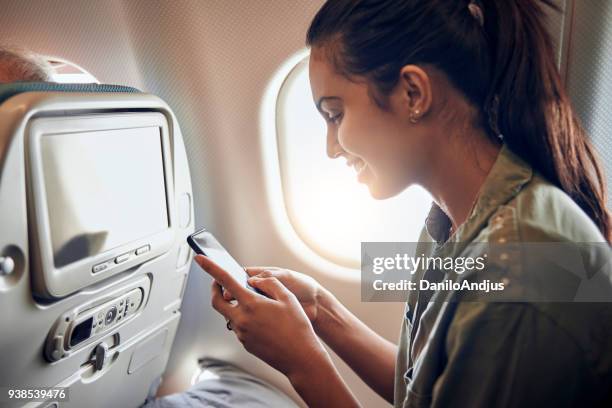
[[316, 96, 342, 113]]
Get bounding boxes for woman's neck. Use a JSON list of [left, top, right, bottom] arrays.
[[426, 132, 501, 233]]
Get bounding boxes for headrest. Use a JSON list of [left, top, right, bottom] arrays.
[[0, 81, 140, 106]]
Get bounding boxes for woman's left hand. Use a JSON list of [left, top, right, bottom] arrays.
[[194, 254, 327, 378]]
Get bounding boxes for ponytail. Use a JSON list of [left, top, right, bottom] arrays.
[[307, 0, 611, 241], [481, 0, 610, 241]]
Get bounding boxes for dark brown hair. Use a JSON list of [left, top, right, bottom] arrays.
[[307, 0, 611, 241]]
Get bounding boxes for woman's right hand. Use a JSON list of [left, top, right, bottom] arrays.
[[241, 267, 324, 326]]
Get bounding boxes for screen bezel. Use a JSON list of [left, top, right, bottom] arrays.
[[28, 112, 176, 298]]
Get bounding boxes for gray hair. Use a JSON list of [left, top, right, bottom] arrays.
[[0, 46, 52, 83]]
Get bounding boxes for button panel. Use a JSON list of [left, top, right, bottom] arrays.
[[45, 276, 150, 363], [71, 288, 144, 340], [92, 243, 151, 273]]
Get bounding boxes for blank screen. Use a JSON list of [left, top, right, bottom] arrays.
[[41, 126, 169, 268]]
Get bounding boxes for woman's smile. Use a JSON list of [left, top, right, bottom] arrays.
[[346, 157, 369, 182]]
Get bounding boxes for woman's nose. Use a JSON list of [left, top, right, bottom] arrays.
[[326, 127, 343, 159]]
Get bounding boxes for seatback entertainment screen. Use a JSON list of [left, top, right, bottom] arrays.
[[40, 126, 169, 268]]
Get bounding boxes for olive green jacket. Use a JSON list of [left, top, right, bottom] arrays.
[[394, 145, 612, 407]]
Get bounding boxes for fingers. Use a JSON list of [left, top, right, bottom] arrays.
[[210, 281, 237, 320], [245, 267, 263, 277], [247, 276, 291, 301], [195, 255, 251, 302], [245, 267, 280, 278]]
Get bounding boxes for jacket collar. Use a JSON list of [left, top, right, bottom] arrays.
[[425, 144, 533, 246]]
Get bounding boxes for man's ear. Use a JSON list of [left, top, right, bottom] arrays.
[[396, 65, 433, 121]]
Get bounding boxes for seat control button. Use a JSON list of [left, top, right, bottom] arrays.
[[92, 262, 109, 273], [115, 253, 130, 264], [105, 307, 117, 325], [135, 245, 150, 255]]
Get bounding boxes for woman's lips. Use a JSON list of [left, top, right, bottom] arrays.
[[354, 160, 365, 173], [349, 159, 368, 182], [346, 157, 369, 182]]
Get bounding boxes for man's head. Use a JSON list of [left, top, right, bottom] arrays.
[[0, 46, 51, 83]]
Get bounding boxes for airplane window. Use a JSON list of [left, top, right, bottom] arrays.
[[266, 51, 432, 269], [45, 57, 99, 83]]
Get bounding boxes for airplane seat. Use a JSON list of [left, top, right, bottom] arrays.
[[0, 82, 195, 408]]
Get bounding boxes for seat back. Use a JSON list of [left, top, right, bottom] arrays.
[[0, 82, 195, 408]]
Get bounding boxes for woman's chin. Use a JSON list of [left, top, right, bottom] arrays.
[[365, 182, 396, 200], [364, 177, 409, 200], [358, 168, 405, 199]]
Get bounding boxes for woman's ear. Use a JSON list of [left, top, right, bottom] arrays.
[[397, 65, 433, 122]]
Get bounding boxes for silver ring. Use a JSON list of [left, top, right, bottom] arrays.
[[226, 320, 232, 331]]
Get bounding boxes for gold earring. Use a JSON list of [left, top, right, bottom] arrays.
[[409, 109, 420, 124]]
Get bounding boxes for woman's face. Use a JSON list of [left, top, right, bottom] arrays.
[[308, 48, 433, 199]]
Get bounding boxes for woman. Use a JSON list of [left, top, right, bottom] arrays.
[[196, 0, 612, 406]]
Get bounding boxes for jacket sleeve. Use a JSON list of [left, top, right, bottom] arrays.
[[430, 302, 595, 408]]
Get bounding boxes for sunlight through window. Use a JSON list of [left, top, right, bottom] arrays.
[[272, 53, 432, 269]]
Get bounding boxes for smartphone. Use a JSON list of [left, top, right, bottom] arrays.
[[187, 228, 256, 294]]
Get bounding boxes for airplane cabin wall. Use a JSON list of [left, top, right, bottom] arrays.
[[564, 0, 612, 205]]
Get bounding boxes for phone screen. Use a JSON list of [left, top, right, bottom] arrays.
[[188, 229, 250, 290]]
